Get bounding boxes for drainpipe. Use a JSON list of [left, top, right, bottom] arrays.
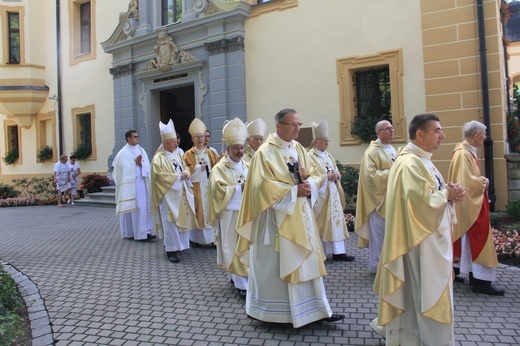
[[477, 0, 496, 211], [56, 0, 63, 155]]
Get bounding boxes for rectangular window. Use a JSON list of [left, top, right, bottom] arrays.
[[336, 49, 405, 145], [351, 67, 392, 141], [7, 12, 20, 64], [162, 0, 182, 25], [72, 105, 96, 160], [78, 113, 92, 151], [80, 2, 91, 54], [7, 124, 19, 152]]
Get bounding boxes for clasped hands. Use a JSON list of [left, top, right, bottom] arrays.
[[327, 171, 340, 182], [446, 182, 466, 203], [297, 180, 312, 198]]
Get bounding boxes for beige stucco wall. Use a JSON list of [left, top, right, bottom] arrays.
[[0, 0, 57, 179], [0, 0, 123, 185], [420, 0, 509, 209], [244, 0, 427, 164]]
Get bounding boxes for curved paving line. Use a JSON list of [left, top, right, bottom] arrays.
[[1, 261, 55, 346]]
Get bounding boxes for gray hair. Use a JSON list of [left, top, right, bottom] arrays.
[[275, 108, 297, 123], [463, 120, 486, 138]]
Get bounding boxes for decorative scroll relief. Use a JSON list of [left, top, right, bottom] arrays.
[[143, 29, 197, 72], [119, 0, 139, 22]]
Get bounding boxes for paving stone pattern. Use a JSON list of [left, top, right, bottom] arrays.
[[0, 205, 519, 345]]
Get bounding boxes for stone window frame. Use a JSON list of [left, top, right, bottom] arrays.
[[3, 118, 22, 164], [336, 49, 405, 145], [68, 0, 97, 66], [71, 104, 97, 160], [36, 111, 57, 162], [0, 5, 25, 65]]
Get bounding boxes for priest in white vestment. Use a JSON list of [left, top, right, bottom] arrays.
[[243, 118, 266, 164], [183, 118, 219, 245], [151, 120, 197, 263], [308, 120, 354, 262], [209, 118, 250, 300], [236, 108, 345, 328], [371, 114, 465, 346], [112, 129, 155, 241], [355, 120, 396, 273]]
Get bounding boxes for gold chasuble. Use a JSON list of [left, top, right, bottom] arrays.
[[243, 145, 255, 164], [151, 149, 197, 234], [308, 148, 348, 242], [183, 147, 219, 228], [354, 141, 394, 248], [374, 145, 454, 327], [447, 141, 498, 267], [236, 134, 327, 283], [208, 156, 249, 277]]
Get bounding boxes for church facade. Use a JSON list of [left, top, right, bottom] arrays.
[[0, 0, 513, 209]]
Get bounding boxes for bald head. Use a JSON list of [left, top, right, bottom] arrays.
[[375, 120, 394, 144]]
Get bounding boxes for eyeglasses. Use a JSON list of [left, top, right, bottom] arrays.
[[280, 122, 302, 128], [132, 135, 139, 138], [379, 127, 394, 131]]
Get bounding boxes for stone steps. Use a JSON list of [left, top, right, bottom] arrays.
[[74, 185, 115, 208]]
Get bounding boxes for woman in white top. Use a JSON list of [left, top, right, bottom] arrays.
[[67, 154, 81, 205], [53, 154, 71, 207]]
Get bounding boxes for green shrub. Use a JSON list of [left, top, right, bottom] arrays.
[[73, 144, 92, 161], [506, 200, 520, 220], [336, 161, 359, 206], [489, 212, 504, 228], [0, 268, 24, 345], [37, 145, 53, 163], [0, 183, 20, 200], [2, 149, 19, 165], [81, 173, 110, 193]]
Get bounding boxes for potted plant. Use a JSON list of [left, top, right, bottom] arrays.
[[37, 145, 53, 163], [2, 149, 19, 165], [81, 173, 110, 193], [73, 144, 92, 161]]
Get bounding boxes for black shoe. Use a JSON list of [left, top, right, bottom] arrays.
[[321, 313, 345, 323], [454, 275, 465, 283], [472, 285, 505, 296], [237, 289, 247, 300], [332, 254, 355, 262], [190, 241, 201, 248], [167, 252, 179, 263], [147, 234, 157, 240]]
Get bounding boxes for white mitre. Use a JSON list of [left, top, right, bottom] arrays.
[[246, 118, 267, 137], [159, 119, 177, 140], [188, 118, 206, 136], [222, 118, 248, 145], [311, 120, 329, 140]]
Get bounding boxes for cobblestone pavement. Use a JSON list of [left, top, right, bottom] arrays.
[[1, 205, 519, 345]]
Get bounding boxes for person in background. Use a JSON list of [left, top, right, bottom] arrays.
[[184, 119, 219, 246], [243, 118, 266, 163], [67, 155, 81, 205], [447, 120, 505, 296], [209, 118, 250, 300], [151, 120, 197, 263], [308, 120, 355, 262], [175, 132, 185, 157], [371, 113, 465, 345], [355, 120, 396, 273], [235, 108, 344, 328], [204, 130, 220, 157], [54, 154, 71, 207], [112, 129, 156, 241]]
